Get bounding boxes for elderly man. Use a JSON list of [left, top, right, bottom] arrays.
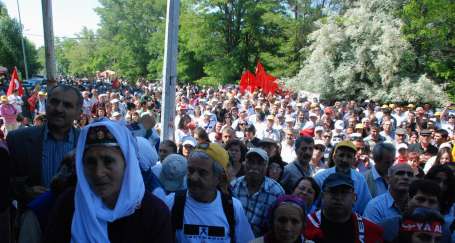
[[364, 143, 396, 197], [280, 128, 297, 163], [409, 129, 438, 157], [258, 115, 281, 142], [380, 179, 453, 242], [165, 143, 254, 243], [231, 148, 285, 237], [81, 90, 93, 115], [7, 85, 82, 203], [313, 140, 372, 214], [280, 136, 314, 193], [305, 173, 383, 242], [363, 163, 414, 223]]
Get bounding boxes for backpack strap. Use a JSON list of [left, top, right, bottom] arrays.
[[220, 192, 236, 243], [171, 190, 187, 232]]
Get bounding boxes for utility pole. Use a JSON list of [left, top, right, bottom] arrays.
[[16, 0, 28, 80], [41, 0, 57, 88], [160, 0, 180, 141]]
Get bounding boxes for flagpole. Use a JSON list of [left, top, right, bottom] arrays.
[[16, 0, 29, 80], [160, 0, 180, 141]]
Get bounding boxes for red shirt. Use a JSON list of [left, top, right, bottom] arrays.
[[304, 210, 383, 243]]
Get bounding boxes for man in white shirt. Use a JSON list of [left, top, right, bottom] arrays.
[[258, 115, 281, 142], [281, 128, 297, 163], [164, 143, 254, 243]]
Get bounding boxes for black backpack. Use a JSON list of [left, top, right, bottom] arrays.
[[171, 190, 236, 243]]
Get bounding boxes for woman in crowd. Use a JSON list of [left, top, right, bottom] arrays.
[[223, 114, 234, 130], [309, 142, 326, 174], [225, 139, 247, 180], [192, 105, 203, 126], [394, 208, 444, 243], [0, 95, 18, 132], [44, 119, 173, 242], [425, 165, 455, 216], [249, 195, 309, 243], [409, 131, 419, 144], [96, 106, 107, 119], [267, 160, 286, 182], [193, 127, 211, 145], [76, 114, 91, 128], [424, 147, 453, 173], [291, 177, 320, 214], [175, 114, 192, 145]]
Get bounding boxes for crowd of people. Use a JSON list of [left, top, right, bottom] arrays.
[[0, 78, 455, 243]]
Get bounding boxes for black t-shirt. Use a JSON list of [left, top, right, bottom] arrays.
[[320, 213, 355, 243], [409, 143, 438, 156], [44, 189, 174, 243]]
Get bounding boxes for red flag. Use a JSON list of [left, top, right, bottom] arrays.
[[256, 62, 279, 94], [239, 70, 257, 93], [255, 62, 266, 91], [7, 67, 24, 96]]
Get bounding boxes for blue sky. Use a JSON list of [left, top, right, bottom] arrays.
[[2, 0, 101, 47]]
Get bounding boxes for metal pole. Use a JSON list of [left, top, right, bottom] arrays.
[[16, 0, 28, 80], [160, 0, 180, 141], [41, 0, 57, 88]]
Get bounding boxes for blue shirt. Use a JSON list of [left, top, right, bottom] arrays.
[[313, 167, 372, 214], [363, 191, 401, 224], [370, 166, 388, 197], [41, 125, 78, 187], [231, 176, 285, 237]]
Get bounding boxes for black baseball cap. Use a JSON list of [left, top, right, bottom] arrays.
[[322, 173, 354, 192]]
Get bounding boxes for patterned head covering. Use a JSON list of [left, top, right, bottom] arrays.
[[71, 118, 145, 243]]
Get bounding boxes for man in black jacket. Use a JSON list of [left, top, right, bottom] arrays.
[[7, 85, 82, 205]]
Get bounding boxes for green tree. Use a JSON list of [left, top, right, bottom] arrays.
[[401, 0, 455, 87], [95, 0, 166, 80], [287, 0, 447, 105], [0, 2, 41, 78]]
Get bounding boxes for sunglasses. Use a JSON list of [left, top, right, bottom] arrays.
[[394, 170, 414, 177]]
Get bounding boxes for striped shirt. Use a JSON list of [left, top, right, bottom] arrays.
[[41, 125, 78, 187]]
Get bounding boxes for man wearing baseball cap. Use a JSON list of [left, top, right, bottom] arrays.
[[231, 148, 285, 237], [164, 143, 254, 243], [408, 129, 438, 157], [313, 140, 372, 214], [305, 173, 383, 242]]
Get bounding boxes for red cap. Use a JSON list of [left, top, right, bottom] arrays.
[[324, 107, 333, 114], [300, 128, 314, 137], [179, 104, 188, 110]]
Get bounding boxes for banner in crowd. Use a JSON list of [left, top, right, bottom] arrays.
[[7, 67, 24, 96], [239, 62, 281, 95]]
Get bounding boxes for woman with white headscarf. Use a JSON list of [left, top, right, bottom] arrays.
[[44, 119, 173, 243]]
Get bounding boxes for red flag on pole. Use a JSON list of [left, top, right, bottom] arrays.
[[7, 67, 24, 96], [239, 70, 257, 93], [255, 62, 266, 91], [255, 62, 279, 94]]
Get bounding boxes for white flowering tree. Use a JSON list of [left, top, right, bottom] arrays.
[[287, 0, 448, 105]]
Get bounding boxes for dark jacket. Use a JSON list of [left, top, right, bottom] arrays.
[[0, 142, 9, 211], [6, 126, 79, 203], [44, 189, 174, 243]]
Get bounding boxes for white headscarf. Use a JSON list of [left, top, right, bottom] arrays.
[[71, 119, 145, 243], [136, 137, 158, 171]]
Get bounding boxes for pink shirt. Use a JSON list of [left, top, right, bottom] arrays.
[[0, 104, 18, 124]]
